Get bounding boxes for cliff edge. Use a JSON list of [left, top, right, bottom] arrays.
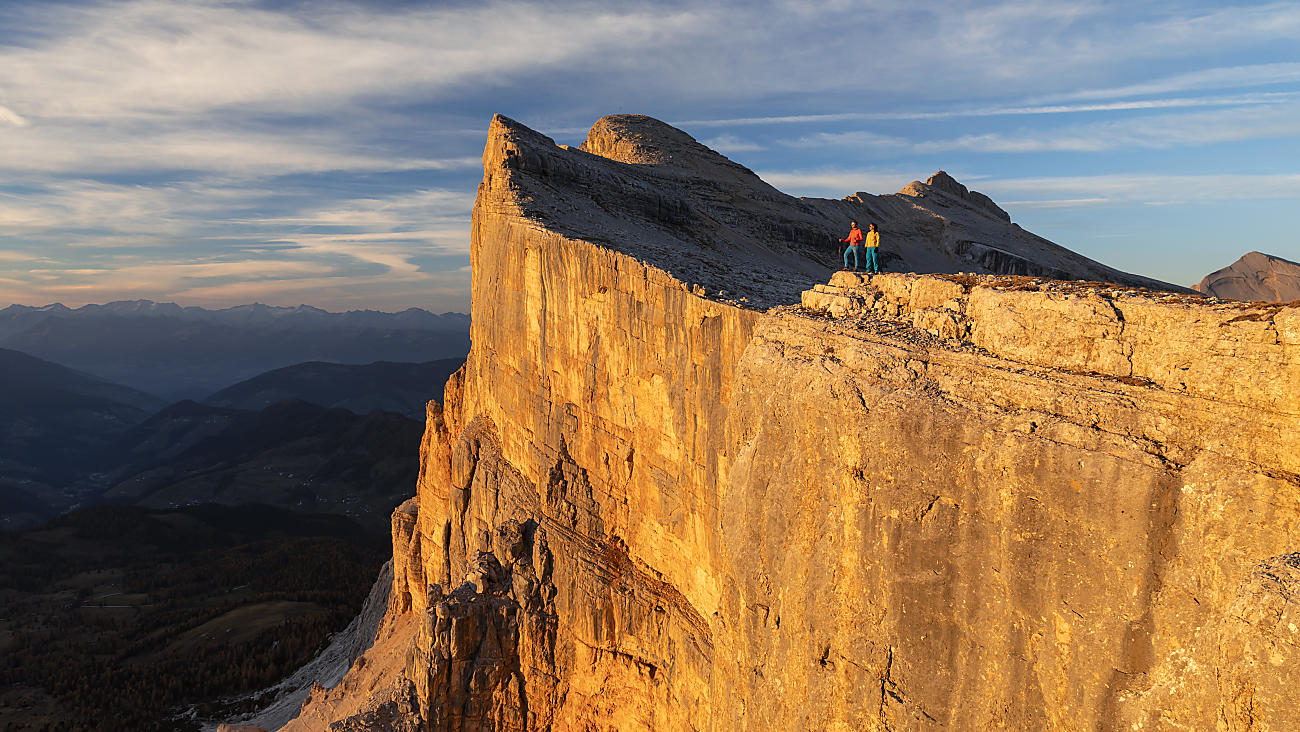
[[281, 116, 1299, 731]]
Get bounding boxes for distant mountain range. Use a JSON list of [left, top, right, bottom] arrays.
[[0, 347, 168, 526], [99, 399, 423, 533], [1195, 251, 1300, 303], [0, 300, 469, 399], [204, 358, 463, 420], [0, 338, 461, 530], [0, 300, 468, 339]]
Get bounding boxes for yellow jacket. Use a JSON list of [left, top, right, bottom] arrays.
[[865, 230, 880, 248]]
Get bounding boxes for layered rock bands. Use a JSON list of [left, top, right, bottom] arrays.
[[284, 116, 1300, 731]]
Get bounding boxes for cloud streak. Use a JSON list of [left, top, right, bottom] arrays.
[[914, 101, 1300, 153], [0, 0, 712, 122], [0, 182, 476, 309], [676, 92, 1298, 130]]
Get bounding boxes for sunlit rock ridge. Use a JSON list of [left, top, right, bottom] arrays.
[[279, 115, 1300, 731], [1195, 251, 1300, 303]]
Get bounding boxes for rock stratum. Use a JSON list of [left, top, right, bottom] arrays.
[[1195, 250, 1300, 303], [277, 116, 1300, 731]]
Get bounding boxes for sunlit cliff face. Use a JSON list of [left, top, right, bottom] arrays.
[[280, 115, 1300, 732]]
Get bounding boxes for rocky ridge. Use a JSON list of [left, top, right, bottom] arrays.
[[1195, 250, 1300, 303], [276, 116, 1299, 730]]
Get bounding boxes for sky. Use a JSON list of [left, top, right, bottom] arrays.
[[1, 0, 1297, 312]]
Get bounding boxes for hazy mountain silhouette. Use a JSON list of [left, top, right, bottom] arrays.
[[205, 358, 463, 420], [99, 399, 423, 532], [0, 300, 469, 399], [1, 347, 441, 530], [0, 348, 167, 528]]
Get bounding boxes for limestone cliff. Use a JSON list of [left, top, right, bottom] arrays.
[[283, 116, 1300, 731], [1195, 250, 1300, 303]]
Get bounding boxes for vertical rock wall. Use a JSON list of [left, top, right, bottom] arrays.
[[325, 115, 1300, 731]]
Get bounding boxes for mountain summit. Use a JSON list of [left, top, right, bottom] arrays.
[[481, 113, 1178, 310], [1194, 251, 1300, 302]]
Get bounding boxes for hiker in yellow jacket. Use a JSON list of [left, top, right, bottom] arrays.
[[863, 222, 881, 273]]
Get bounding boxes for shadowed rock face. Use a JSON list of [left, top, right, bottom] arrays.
[[283, 116, 1298, 731], [1195, 250, 1300, 302]]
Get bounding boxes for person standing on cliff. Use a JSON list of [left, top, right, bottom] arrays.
[[840, 221, 865, 271], [864, 222, 882, 274]]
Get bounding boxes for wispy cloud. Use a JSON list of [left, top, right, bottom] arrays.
[[0, 182, 475, 309], [0, 123, 480, 177], [0, 105, 28, 126], [1042, 62, 1300, 102], [253, 190, 477, 228], [980, 173, 1300, 205], [701, 134, 764, 152], [998, 198, 1110, 209], [677, 92, 1298, 130], [783, 130, 905, 150], [0, 1, 712, 121], [914, 101, 1300, 153]]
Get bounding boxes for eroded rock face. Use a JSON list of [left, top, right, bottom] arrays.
[[1195, 250, 1300, 302], [292, 116, 1300, 730]]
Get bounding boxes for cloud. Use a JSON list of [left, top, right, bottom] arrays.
[[914, 101, 1300, 153], [997, 198, 1110, 208], [0, 105, 28, 126], [252, 190, 476, 229], [244, 189, 475, 256], [0, 180, 281, 239], [0, 181, 476, 310], [0, 0, 713, 122], [701, 134, 764, 152], [8, 1, 1296, 130], [782, 130, 906, 150], [979, 173, 1300, 205], [677, 92, 1298, 131], [4, 1, 1296, 181], [0, 123, 480, 177], [1043, 62, 1300, 103]]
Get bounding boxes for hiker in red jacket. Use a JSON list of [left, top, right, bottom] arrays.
[[840, 221, 865, 271]]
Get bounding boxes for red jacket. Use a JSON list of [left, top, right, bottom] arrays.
[[841, 227, 864, 245]]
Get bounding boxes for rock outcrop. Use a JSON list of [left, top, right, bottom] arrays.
[[284, 115, 1299, 730], [1195, 250, 1300, 302]]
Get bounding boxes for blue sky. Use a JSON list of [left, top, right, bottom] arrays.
[[1, 0, 1297, 312]]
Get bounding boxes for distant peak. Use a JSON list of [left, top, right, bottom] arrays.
[[1239, 250, 1298, 266], [925, 170, 963, 193], [487, 113, 557, 150], [1195, 249, 1300, 301], [898, 170, 1010, 223], [579, 114, 714, 166]]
